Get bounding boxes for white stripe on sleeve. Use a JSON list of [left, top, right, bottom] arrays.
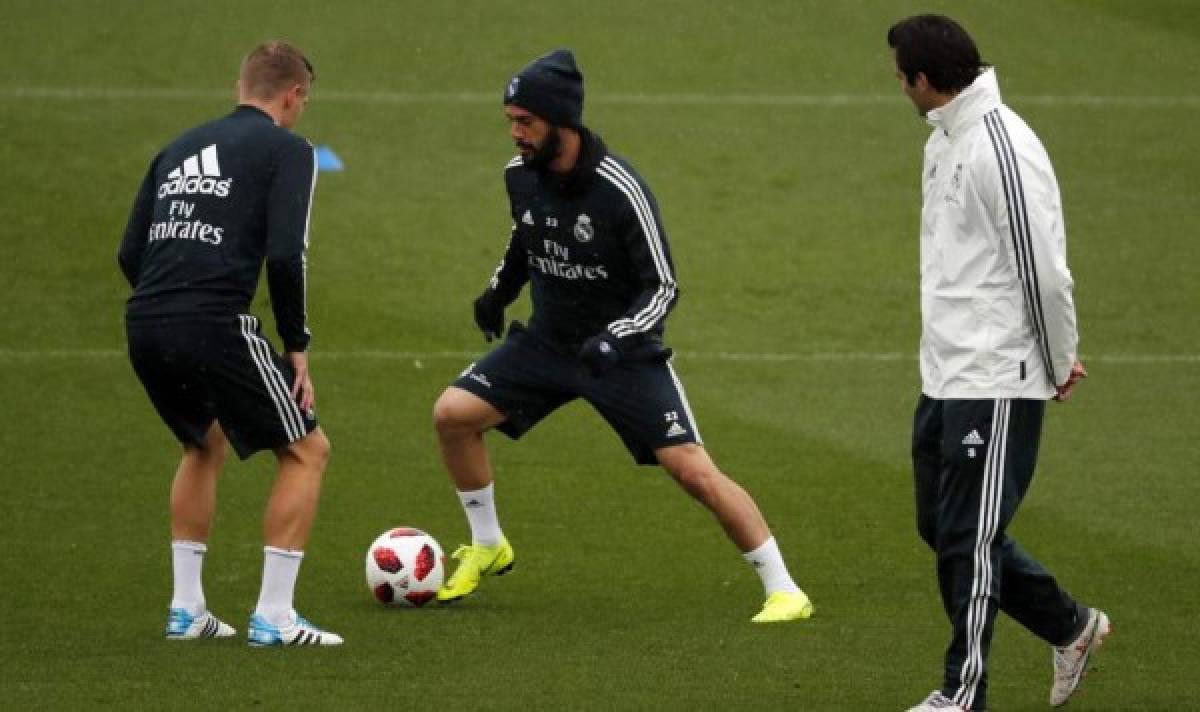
[[595, 157, 676, 337]]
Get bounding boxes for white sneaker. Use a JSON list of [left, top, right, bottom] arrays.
[[907, 690, 966, 711], [165, 607, 236, 640], [247, 611, 343, 647], [1051, 608, 1111, 706]]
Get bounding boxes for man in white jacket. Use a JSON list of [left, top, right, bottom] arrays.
[[888, 15, 1110, 712]]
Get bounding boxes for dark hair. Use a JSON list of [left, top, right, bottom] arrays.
[[240, 41, 314, 100], [887, 14, 986, 93]]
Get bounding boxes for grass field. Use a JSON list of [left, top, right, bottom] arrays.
[[2, 1, 1198, 709]]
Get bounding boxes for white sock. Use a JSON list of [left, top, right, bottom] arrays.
[[742, 536, 800, 596], [458, 483, 503, 547], [170, 540, 207, 615], [254, 546, 304, 626]]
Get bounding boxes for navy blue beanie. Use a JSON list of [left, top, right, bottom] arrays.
[[503, 49, 584, 128]]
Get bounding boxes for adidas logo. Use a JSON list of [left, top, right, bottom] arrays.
[[962, 429, 985, 446], [157, 144, 233, 199], [665, 422, 688, 438], [522, 209, 534, 226], [464, 499, 484, 509]]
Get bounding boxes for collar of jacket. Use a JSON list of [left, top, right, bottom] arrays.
[[233, 104, 276, 124], [925, 67, 1002, 137], [538, 127, 607, 195]]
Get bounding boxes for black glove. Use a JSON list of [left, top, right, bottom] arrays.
[[473, 292, 505, 342], [578, 332, 622, 376]]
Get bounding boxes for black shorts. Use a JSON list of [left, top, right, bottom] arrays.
[[452, 323, 702, 465], [126, 314, 317, 459]]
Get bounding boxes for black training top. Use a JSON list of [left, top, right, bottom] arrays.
[[118, 105, 316, 352], [485, 129, 679, 352]]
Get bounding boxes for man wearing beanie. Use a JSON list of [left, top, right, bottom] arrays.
[[430, 49, 813, 623]]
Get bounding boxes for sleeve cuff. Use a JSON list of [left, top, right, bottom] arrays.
[[283, 337, 310, 353]]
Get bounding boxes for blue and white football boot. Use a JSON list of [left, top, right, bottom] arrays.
[[247, 612, 343, 647], [165, 607, 237, 640]]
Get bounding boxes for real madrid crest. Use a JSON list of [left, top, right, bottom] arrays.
[[573, 214, 594, 243]]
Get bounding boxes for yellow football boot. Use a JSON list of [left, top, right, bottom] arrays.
[[437, 537, 515, 603], [751, 590, 814, 623]]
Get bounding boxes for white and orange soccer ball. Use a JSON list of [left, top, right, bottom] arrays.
[[365, 528, 446, 607]]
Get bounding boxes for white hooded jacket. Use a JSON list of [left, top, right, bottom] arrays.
[[919, 68, 1078, 400]]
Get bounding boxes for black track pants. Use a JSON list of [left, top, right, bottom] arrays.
[[912, 395, 1086, 711]]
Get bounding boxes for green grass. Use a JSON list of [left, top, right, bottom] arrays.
[[1, 1, 1198, 709]]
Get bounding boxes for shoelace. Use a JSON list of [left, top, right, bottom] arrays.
[[447, 543, 504, 584], [298, 616, 331, 639], [451, 544, 502, 565], [1053, 643, 1086, 679], [922, 691, 966, 709], [446, 545, 481, 585]]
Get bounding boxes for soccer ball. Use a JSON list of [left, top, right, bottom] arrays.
[[365, 527, 446, 607]]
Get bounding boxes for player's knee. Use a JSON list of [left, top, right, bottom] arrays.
[[288, 428, 331, 471], [432, 391, 482, 436], [308, 429, 332, 466], [659, 446, 722, 500], [432, 396, 460, 435], [670, 464, 718, 501]]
